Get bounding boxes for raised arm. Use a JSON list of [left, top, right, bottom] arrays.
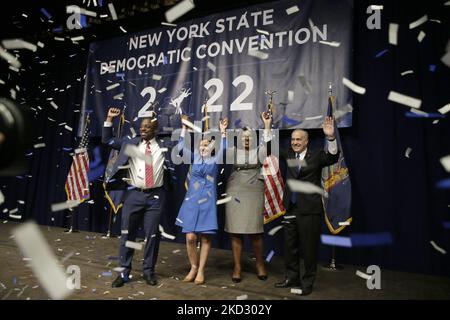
[[319, 116, 339, 166], [214, 117, 228, 162], [102, 107, 124, 150]]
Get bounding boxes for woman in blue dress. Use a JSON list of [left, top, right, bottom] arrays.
[[175, 115, 228, 284]]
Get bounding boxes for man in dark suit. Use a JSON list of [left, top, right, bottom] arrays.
[[102, 107, 172, 288], [273, 116, 339, 296]]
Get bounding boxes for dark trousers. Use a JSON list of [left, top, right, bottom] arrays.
[[284, 207, 322, 290], [119, 188, 164, 278]]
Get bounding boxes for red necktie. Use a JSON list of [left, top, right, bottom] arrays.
[[145, 141, 154, 188]]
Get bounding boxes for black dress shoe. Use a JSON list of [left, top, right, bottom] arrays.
[[144, 274, 157, 286], [257, 275, 268, 281], [112, 275, 127, 288], [232, 277, 241, 283], [274, 279, 300, 288]]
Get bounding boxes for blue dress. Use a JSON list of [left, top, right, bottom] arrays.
[[175, 136, 225, 234]]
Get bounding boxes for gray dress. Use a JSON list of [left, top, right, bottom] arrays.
[[225, 148, 265, 234]]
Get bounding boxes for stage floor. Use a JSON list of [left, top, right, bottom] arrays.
[[1, 222, 449, 300]]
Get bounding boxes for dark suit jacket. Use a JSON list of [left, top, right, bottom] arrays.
[[101, 125, 173, 191], [279, 146, 340, 215]]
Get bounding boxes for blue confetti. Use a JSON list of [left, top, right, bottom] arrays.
[[52, 26, 63, 33], [102, 272, 113, 277], [375, 49, 389, 58], [429, 65, 436, 72], [40, 8, 52, 19], [115, 73, 125, 78], [234, 197, 241, 203], [405, 111, 445, 119], [163, 56, 168, 65], [443, 222, 450, 229], [436, 178, 450, 189], [321, 235, 352, 247], [282, 115, 301, 126], [265, 250, 275, 262], [12, 277, 17, 286], [234, 119, 242, 127], [62, 147, 73, 151]]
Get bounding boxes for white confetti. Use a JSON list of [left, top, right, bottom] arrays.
[[113, 93, 124, 100], [0, 191, 4, 205], [356, 270, 373, 280], [2, 39, 37, 52], [338, 221, 351, 226], [248, 49, 268, 59], [33, 143, 46, 149], [50, 101, 58, 109], [124, 145, 152, 166], [161, 22, 177, 27], [64, 125, 73, 132], [9, 214, 22, 219], [287, 90, 294, 103], [0, 46, 22, 68], [438, 103, 450, 115], [207, 61, 216, 72], [319, 40, 341, 47], [409, 15, 428, 29], [158, 87, 167, 94], [387, 91, 421, 109], [165, 0, 195, 23], [125, 241, 143, 250], [51, 200, 80, 212], [405, 147, 412, 158], [37, 41, 44, 48], [286, 5, 300, 15], [430, 241, 446, 254], [256, 29, 270, 35], [158, 225, 176, 240], [54, 37, 65, 41], [290, 288, 303, 295], [287, 179, 324, 195], [268, 225, 283, 236], [71, 36, 84, 42], [106, 83, 120, 91], [400, 70, 414, 76], [440, 155, 450, 173], [417, 31, 426, 43], [342, 78, 366, 95], [152, 74, 162, 81], [182, 118, 202, 133], [216, 196, 232, 205], [236, 294, 248, 300], [388, 23, 398, 45], [441, 52, 450, 68], [12, 222, 71, 300], [108, 3, 118, 20], [304, 115, 323, 121], [119, 26, 127, 34], [370, 5, 383, 10]]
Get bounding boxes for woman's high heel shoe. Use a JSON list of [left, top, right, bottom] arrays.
[[257, 274, 268, 281]]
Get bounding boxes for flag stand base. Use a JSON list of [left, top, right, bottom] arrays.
[[322, 246, 343, 271]]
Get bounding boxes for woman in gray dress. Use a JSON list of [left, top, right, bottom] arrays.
[[225, 112, 272, 282]]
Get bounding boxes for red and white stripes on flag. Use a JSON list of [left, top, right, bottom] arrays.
[[262, 155, 285, 224], [65, 148, 90, 201]]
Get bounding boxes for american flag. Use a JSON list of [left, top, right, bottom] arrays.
[[65, 118, 90, 201], [262, 155, 285, 224]]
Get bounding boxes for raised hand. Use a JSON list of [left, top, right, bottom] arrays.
[[106, 107, 121, 121], [261, 111, 272, 129], [219, 118, 228, 134], [322, 116, 335, 139]]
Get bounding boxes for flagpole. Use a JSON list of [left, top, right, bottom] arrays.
[[322, 82, 343, 272]]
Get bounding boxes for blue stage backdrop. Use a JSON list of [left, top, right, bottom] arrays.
[[80, 0, 353, 136]]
